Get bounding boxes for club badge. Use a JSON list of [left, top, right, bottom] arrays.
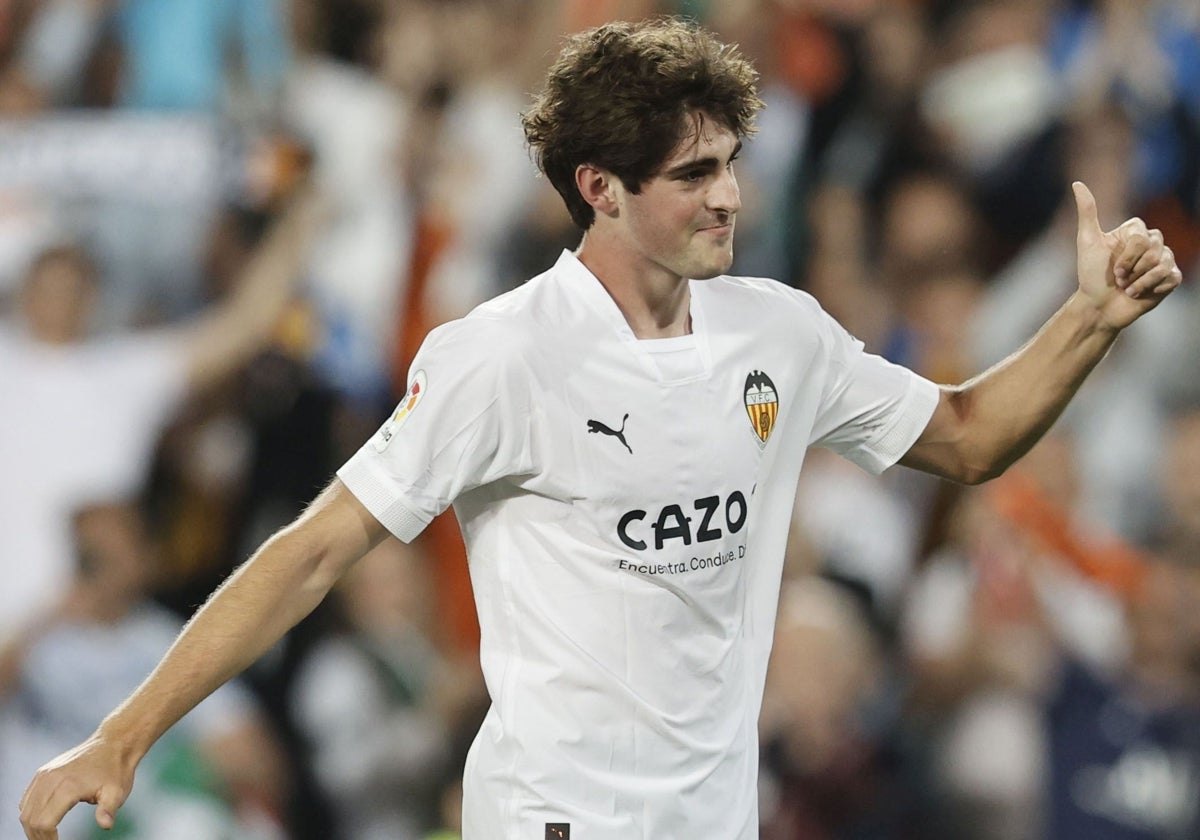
[[744, 370, 778, 446], [372, 370, 426, 452]]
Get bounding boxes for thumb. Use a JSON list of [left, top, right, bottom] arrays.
[[94, 786, 124, 830], [1072, 181, 1103, 244]]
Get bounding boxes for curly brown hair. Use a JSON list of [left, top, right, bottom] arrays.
[[522, 17, 763, 229]]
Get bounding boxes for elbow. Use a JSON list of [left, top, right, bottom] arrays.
[[949, 437, 1012, 485], [941, 389, 1012, 486], [959, 460, 1009, 486], [907, 446, 1005, 486]]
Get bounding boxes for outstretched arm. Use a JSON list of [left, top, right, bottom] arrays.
[[900, 182, 1182, 485], [18, 480, 389, 840], [181, 185, 326, 392]]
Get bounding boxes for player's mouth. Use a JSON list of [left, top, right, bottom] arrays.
[[697, 221, 734, 236]]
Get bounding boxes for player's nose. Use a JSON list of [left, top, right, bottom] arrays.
[[708, 166, 741, 216]]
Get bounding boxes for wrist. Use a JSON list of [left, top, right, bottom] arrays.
[[95, 714, 155, 769], [1065, 291, 1122, 339]]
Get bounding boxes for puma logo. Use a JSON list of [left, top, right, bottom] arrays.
[[587, 413, 632, 454]]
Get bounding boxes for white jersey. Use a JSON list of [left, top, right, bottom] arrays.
[[338, 250, 938, 840]]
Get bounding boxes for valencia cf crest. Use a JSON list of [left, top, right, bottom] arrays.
[[744, 370, 778, 446]]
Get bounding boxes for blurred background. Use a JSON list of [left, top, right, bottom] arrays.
[[0, 0, 1198, 838]]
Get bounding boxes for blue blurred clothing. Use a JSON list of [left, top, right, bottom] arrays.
[[1047, 5, 1200, 203], [1046, 660, 1200, 840], [114, 0, 289, 111]]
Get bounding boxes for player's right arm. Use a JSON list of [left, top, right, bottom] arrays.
[[18, 479, 388, 840]]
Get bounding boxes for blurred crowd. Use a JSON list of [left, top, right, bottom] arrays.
[[0, 0, 1198, 838]]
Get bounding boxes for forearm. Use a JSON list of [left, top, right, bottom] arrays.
[[906, 292, 1119, 483], [955, 292, 1117, 476], [95, 524, 344, 762]]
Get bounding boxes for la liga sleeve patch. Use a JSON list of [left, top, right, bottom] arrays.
[[371, 370, 427, 453]]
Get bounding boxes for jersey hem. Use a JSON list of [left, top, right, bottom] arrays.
[[859, 373, 941, 474], [336, 458, 430, 542]]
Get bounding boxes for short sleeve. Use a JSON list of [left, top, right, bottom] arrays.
[[337, 318, 536, 542], [808, 314, 940, 474]]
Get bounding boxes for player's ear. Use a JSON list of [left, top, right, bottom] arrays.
[[576, 164, 620, 219]]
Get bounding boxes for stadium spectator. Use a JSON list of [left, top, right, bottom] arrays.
[[284, 0, 416, 406], [1044, 549, 1200, 839], [8, 0, 295, 326], [0, 501, 290, 840], [0, 185, 323, 644], [901, 434, 1141, 840], [1155, 407, 1200, 560], [1047, 0, 1200, 215], [16, 0, 289, 113], [290, 538, 483, 840], [793, 170, 988, 624], [758, 577, 897, 838], [919, 0, 1064, 248]]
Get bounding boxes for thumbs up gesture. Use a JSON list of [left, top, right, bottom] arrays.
[[1072, 181, 1183, 330]]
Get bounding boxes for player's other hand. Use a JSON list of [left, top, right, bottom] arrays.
[[1073, 180, 1183, 330], [19, 734, 134, 839]]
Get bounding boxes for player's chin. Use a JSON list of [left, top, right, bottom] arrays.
[[697, 253, 734, 279], [687, 244, 735, 280]]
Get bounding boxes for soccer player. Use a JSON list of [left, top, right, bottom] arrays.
[[19, 18, 1182, 840]]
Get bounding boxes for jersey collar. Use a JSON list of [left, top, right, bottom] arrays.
[[552, 249, 712, 381]]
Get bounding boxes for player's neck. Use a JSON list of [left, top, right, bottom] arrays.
[[576, 234, 691, 340]]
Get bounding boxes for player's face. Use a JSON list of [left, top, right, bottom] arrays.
[[614, 115, 742, 281]]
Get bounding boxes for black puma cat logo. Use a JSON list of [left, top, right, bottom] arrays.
[[587, 413, 632, 454]]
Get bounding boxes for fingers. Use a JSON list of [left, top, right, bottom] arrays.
[[1123, 247, 1184, 300], [1111, 217, 1156, 288], [19, 773, 119, 840], [18, 739, 133, 840], [18, 774, 68, 840], [1072, 181, 1103, 244], [1125, 228, 1165, 281], [1073, 181, 1185, 318]]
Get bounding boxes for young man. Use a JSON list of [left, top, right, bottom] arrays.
[[19, 18, 1182, 840]]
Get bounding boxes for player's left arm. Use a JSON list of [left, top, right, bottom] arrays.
[[899, 181, 1183, 485]]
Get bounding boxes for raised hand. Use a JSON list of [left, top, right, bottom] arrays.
[[1073, 180, 1182, 330]]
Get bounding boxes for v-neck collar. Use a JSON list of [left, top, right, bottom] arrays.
[[552, 249, 713, 383]]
